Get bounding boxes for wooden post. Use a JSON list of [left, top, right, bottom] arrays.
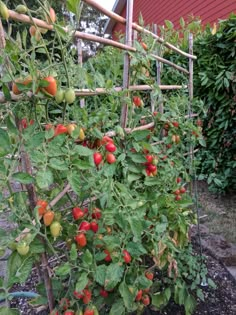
[[77, 39, 85, 108], [120, 0, 134, 128]]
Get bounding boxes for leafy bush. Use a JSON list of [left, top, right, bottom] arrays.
[[193, 15, 236, 193]]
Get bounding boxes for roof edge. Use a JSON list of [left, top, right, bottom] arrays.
[[103, 0, 126, 35]]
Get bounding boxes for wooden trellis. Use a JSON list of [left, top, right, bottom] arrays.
[[0, 0, 197, 312]]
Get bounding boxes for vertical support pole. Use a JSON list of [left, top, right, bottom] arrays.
[[77, 39, 85, 108], [188, 33, 194, 111], [120, 0, 134, 128], [188, 33, 194, 194]]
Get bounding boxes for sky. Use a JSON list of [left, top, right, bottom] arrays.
[[99, 0, 116, 10]]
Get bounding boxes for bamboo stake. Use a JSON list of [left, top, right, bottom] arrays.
[[77, 39, 85, 108], [7, 10, 188, 75], [188, 33, 194, 194], [0, 85, 186, 103], [82, 0, 197, 60], [121, 0, 133, 128]]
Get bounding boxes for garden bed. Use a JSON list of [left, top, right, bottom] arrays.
[[8, 234, 236, 315]]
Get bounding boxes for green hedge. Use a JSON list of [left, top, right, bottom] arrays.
[[194, 15, 236, 193]]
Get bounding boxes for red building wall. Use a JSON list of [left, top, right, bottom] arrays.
[[112, 0, 236, 38]]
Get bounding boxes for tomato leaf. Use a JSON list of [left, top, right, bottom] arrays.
[[12, 172, 34, 184], [119, 281, 136, 310], [95, 264, 107, 286], [0, 128, 11, 157], [109, 300, 125, 315], [75, 272, 88, 292], [36, 169, 53, 189], [49, 158, 69, 171], [55, 262, 71, 276], [82, 249, 93, 265], [104, 263, 124, 291], [68, 172, 81, 195], [70, 244, 77, 261], [74, 145, 93, 156]]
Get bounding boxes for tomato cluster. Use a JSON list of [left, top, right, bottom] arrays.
[[93, 136, 117, 166]]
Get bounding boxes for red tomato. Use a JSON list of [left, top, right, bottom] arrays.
[[73, 290, 84, 299], [106, 153, 116, 164], [180, 187, 186, 194], [90, 221, 98, 233], [59, 298, 70, 310], [82, 289, 92, 304], [135, 289, 143, 301], [75, 233, 87, 247], [175, 195, 182, 201], [104, 249, 112, 262], [101, 135, 114, 145], [63, 311, 74, 315], [174, 190, 180, 195], [145, 155, 153, 164], [145, 271, 154, 280], [123, 250, 131, 264], [147, 164, 157, 173], [36, 199, 48, 216], [21, 118, 28, 129], [145, 168, 152, 177], [49, 309, 59, 315], [176, 177, 182, 184], [153, 111, 158, 116], [92, 208, 102, 219], [54, 124, 68, 136], [72, 207, 85, 220], [105, 142, 117, 152], [133, 96, 142, 107], [78, 221, 91, 232], [93, 152, 103, 166], [166, 144, 172, 149], [100, 288, 109, 298], [42, 76, 57, 96], [142, 294, 150, 305], [172, 121, 179, 128], [84, 308, 94, 315]]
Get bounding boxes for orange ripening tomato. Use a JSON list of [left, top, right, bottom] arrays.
[[12, 76, 32, 95], [43, 210, 55, 226], [42, 76, 57, 96], [141, 42, 148, 50], [36, 199, 48, 216]]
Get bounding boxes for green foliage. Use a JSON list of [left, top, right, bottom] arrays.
[[194, 15, 236, 193]]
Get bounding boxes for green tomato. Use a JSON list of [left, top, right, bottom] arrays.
[[64, 88, 76, 104], [50, 221, 62, 238], [15, 4, 28, 14], [17, 242, 30, 256], [55, 89, 65, 104]]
